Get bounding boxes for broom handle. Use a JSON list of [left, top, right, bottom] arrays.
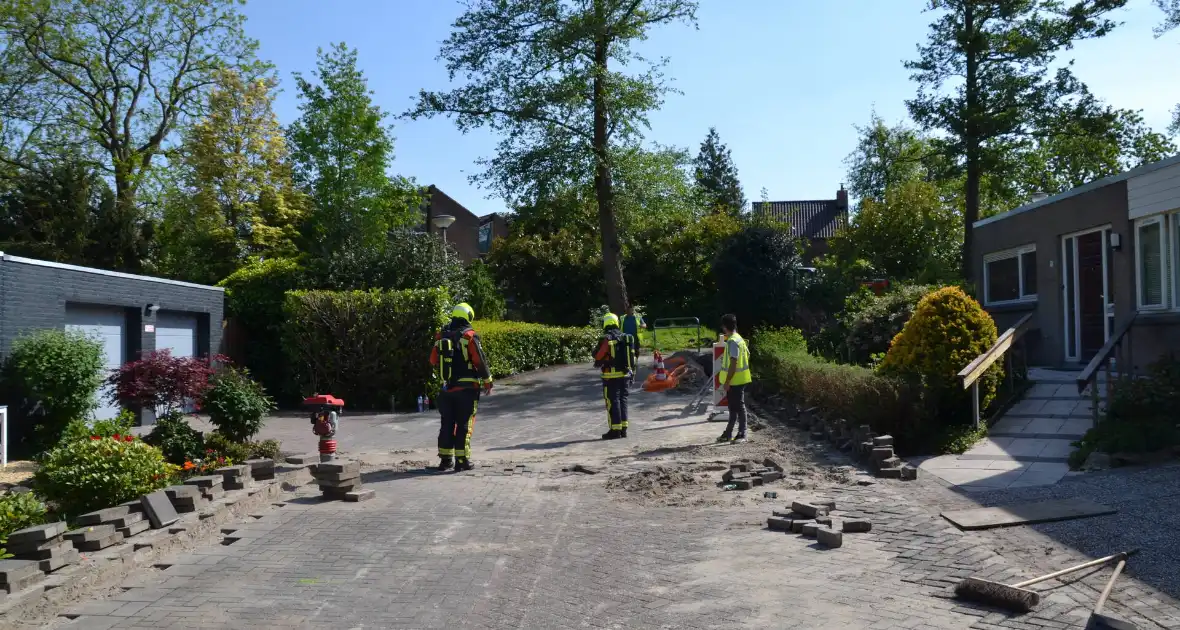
[[1092, 558, 1127, 615], [1014, 550, 1137, 588]]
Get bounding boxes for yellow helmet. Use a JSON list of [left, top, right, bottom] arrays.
[[602, 312, 620, 329], [451, 303, 475, 322]]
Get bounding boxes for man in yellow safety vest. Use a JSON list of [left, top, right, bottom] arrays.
[[716, 313, 752, 444]]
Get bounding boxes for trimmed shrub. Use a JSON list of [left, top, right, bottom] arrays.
[[143, 412, 206, 466], [108, 350, 222, 416], [203, 431, 251, 464], [879, 286, 1000, 426], [750, 335, 927, 451], [474, 322, 599, 378], [247, 438, 282, 460], [842, 284, 936, 366], [34, 435, 175, 518], [202, 367, 275, 443], [3, 329, 105, 452], [60, 409, 137, 444], [282, 288, 450, 410], [220, 257, 306, 405]]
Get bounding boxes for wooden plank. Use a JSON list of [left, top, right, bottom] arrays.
[[941, 497, 1116, 531], [958, 312, 1033, 389]]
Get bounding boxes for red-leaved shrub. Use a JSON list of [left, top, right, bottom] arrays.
[[107, 351, 228, 415]]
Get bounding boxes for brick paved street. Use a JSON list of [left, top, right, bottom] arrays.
[[49, 364, 1180, 629]]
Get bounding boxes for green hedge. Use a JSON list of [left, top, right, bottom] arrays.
[[474, 321, 598, 378], [750, 328, 949, 455], [220, 258, 306, 405], [282, 288, 450, 410]]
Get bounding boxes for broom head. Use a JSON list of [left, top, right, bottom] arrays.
[[954, 576, 1041, 613]]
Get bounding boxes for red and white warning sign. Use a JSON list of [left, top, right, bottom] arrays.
[[711, 341, 728, 409]]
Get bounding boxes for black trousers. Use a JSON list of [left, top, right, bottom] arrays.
[[603, 377, 629, 431], [723, 384, 748, 438], [438, 387, 480, 459]]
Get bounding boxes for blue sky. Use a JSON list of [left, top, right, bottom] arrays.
[[240, 0, 1179, 217]]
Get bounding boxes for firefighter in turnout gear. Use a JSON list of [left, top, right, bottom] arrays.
[[594, 312, 636, 440], [429, 303, 493, 472]]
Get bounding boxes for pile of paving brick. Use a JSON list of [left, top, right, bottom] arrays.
[[785, 406, 918, 481], [311, 460, 374, 502], [720, 458, 786, 490], [766, 498, 872, 549], [0, 457, 285, 601]]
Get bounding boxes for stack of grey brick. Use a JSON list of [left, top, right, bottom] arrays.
[[4, 522, 78, 573]]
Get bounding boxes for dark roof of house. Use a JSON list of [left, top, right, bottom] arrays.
[[752, 200, 848, 239]]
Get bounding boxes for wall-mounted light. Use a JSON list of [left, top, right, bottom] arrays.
[[144, 303, 161, 316], [1109, 232, 1121, 251]]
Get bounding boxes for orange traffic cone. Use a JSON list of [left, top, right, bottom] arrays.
[[653, 350, 668, 381]]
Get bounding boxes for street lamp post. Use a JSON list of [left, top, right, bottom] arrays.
[[431, 214, 456, 243]]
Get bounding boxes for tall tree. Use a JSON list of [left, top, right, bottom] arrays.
[[692, 127, 745, 215], [408, 0, 699, 314], [1157, 0, 1180, 135], [1, 0, 257, 271], [905, 0, 1127, 282], [0, 161, 104, 263], [844, 112, 941, 202], [290, 43, 420, 259], [158, 70, 308, 285]]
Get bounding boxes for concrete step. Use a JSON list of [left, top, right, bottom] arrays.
[[961, 436, 1076, 464]]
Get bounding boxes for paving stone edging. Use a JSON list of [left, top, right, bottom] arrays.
[[0, 464, 313, 624]]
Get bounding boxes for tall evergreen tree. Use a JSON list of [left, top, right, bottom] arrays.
[[692, 127, 745, 215], [905, 0, 1127, 281]]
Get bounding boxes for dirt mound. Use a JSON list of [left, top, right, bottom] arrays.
[[606, 465, 701, 494]]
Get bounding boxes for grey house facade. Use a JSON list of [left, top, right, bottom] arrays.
[[973, 154, 1180, 370], [0, 253, 224, 425]]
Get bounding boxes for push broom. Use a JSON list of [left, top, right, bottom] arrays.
[[955, 550, 1137, 613]]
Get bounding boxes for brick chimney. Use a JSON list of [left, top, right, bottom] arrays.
[[836, 184, 849, 210]]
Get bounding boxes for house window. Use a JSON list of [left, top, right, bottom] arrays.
[[478, 222, 493, 254], [983, 246, 1037, 305], [1135, 215, 1169, 309]]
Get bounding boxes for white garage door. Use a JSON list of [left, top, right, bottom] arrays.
[[155, 312, 199, 414], [155, 312, 198, 358], [65, 305, 126, 420]]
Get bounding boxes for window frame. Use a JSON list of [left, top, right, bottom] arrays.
[[1134, 214, 1170, 311], [982, 244, 1038, 306]]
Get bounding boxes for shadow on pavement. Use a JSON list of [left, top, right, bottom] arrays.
[[486, 438, 603, 451]]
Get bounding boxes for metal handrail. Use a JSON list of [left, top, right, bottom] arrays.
[[958, 312, 1035, 428]]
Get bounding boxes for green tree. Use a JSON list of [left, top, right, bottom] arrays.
[[511, 146, 699, 243], [906, 0, 1128, 282], [289, 43, 421, 258], [0, 0, 257, 272], [844, 112, 941, 202], [487, 229, 604, 326], [465, 259, 506, 322], [408, 0, 699, 314], [693, 127, 745, 215], [1156, 0, 1180, 134], [0, 161, 102, 264], [713, 222, 804, 330], [158, 70, 308, 285], [828, 180, 963, 284]]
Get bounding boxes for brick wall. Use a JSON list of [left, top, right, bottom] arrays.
[[0, 255, 225, 426]]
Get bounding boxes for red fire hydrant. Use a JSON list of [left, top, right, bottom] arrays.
[[304, 394, 344, 462]]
